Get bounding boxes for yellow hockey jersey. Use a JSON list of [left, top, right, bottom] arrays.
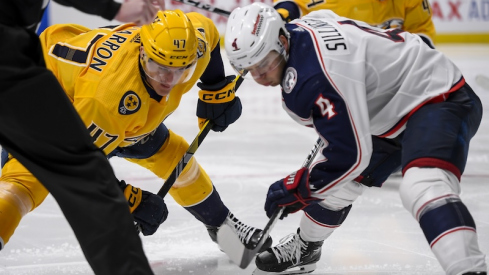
[[273, 0, 435, 44], [39, 12, 220, 155]]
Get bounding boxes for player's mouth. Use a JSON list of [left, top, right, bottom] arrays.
[[160, 82, 171, 89]]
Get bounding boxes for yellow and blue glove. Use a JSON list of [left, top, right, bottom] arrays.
[[119, 180, 168, 236], [196, 75, 242, 132]]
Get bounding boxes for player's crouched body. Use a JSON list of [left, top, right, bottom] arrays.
[[0, 132, 272, 251], [0, 10, 272, 253], [0, 126, 272, 252], [226, 3, 486, 275], [108, 124, 273, 249]]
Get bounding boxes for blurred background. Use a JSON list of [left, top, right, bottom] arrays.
[[41, 0, 489, 43], [1, 1, 486, 274]]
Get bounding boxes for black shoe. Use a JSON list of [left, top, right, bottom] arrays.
[[206, 212, 272, 252], [462, 272, 487, 275], [255, 228, 323, 274]]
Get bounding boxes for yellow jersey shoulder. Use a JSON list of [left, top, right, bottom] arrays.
[[40, 24, 172, 153], [187, 12, 220, 52], [273, 0, 435, 41]]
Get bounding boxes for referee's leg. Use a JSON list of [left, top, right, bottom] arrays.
[[0, 27, 153, 275]]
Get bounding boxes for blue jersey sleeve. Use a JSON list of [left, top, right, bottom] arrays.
[[199, 40, 226, 85], [283, 26, 361, 194], [310, 76, 360, 193], [292, 75, 360, 193]]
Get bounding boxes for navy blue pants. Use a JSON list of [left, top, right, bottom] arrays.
[[307, 82, 482, 232], [401, 83, 482, 180], [357, 82, 482, 187]]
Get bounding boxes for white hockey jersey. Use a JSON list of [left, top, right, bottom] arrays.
[[282, 10, 464, 196]]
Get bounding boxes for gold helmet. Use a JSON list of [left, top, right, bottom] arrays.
[[140, 10, 197, 67]]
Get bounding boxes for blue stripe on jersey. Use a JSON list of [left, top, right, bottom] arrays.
[[1, 149, 9, 168], [304, 203, 352, 227], [107, 123, 169, 159], [199, 42, 226, 85], [283, 24, 360, 193], [419, 201, 476, 245], [51, 34, 105, 64]]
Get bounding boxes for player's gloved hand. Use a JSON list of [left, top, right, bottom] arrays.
[[264, 167, 322, 219], [120, 180, 168, 236], [196, 75, 242, 132]]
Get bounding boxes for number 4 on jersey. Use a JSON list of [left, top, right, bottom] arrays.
[[315, 95, 336, 119]]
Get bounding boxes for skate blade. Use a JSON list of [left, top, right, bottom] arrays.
[[252, 263, 316, 275]]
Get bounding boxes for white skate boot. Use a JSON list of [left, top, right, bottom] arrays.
[[206, 212, 272, 252]]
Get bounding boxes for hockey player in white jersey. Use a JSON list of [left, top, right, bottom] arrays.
[[225, 3, 486, 275]]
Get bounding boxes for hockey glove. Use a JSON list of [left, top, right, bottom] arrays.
[[265, 167, 322, 219], [196, 75, 242, 132], [120, 180, 168, 236]]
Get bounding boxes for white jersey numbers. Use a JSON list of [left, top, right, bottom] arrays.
[[315, 95, 336, 119]]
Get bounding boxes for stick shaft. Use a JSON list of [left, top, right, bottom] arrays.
[[172, 0, 231, 17], [217, 137, 324, 267], [256, 137, 324, 243], [156, 75, 244, 198], [157, 120, 213, 197]]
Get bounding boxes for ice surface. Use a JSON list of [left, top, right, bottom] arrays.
[[1, 44, 488, 275]]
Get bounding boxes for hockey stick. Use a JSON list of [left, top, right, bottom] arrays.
[[217, 137, 324, 269], [157, 74, 244, 197], [151, 2, 234, 198], [135, 74, 244, 233], [172, 0, 231, 17]]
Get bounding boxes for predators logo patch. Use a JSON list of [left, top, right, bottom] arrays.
[[197, 37, 206, 59], [119, 91, 141, 115]]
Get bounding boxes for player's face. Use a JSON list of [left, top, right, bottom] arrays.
[[140, 48, 196, 96], [245, 50, 285, 87]]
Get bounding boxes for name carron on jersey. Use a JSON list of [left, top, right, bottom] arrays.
[[90, 28, 136, 72]]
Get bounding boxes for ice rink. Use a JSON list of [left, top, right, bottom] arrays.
[[1, 44, 488, 275]]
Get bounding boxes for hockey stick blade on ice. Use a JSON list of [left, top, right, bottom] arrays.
[[218, 207, 284, 269], [172, 0, 231, 17], [217, 138, 324, 269]]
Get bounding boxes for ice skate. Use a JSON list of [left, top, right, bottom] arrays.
[[206, 212, 272, 253], [254, 229, 323, 275]]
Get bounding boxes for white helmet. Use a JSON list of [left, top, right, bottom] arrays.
[[225, 2, 288, 74]]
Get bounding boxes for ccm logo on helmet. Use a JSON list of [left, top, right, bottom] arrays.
[[170, 55, 188, 59]]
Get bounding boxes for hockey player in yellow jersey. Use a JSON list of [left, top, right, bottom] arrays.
[[0, 10, 273, 252], [273, 0, 436, 47]]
